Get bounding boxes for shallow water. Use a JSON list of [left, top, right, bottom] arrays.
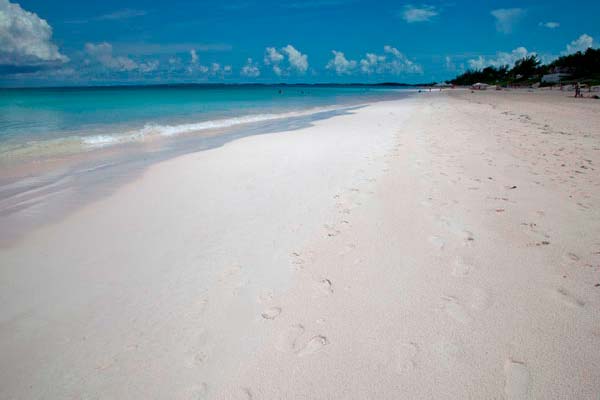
[[0, 85, 410, 161]]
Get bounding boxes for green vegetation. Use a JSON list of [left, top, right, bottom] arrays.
[[449, 48, 600, 86]]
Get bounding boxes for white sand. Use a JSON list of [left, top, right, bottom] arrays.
[[1, 91, 599, 399]]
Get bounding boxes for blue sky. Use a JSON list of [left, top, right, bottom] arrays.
[[1, 0, 599, 86]]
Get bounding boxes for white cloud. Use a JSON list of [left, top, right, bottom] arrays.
[[210, 62, 224, 75], [186, 49, 210, 74], [190, 49, 198, 64], [84, 42, 158, 73], [401, 5, 438, 23], [85, 42, 136, 71], [263, 44, 309, 75], [241, 58, 260, 77], [563, 34, 594, 55], [281, 45, 308, 73], [539, 21, 559, 29], [264, 47, 284, 65], [0, 0, 68, 68], [359, 46, 423, 75], [467, 46, 535, 70], [326, 50, 357, 75], [138, 60, 159, 73], [491, 8, 525, 34]]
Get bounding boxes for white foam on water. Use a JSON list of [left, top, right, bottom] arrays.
[[80, 105, 353, 149]]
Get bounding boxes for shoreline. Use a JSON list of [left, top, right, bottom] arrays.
[[1, 90, 599, 398], [0, 100, 387, 247]]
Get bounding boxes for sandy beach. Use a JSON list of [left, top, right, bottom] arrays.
[[1, 90, 599, 399]]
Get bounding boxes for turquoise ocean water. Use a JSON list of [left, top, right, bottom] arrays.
[[0, 84, 410, 161], [0, 84, 411, 243]]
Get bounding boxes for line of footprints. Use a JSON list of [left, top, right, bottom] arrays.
[[258, 170, 383, 356]]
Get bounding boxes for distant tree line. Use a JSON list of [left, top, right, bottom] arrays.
[[449, 48, 600, 86]]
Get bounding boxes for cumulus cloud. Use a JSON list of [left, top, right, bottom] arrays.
[[264, 47, 284, 65], [209, 62, 232, 77], [241, 58, 260, 77], [85, 42, 158, 73], [281, 44, 308, 73], [186, 48, 209, 73], [401, 5, 438, 23], [184, 50, 231, 77], [563, 34, 594, 55], [491, 8, 525, 34], [138, 60, 159, 73], [263, 44, 309, 75], [359, 46, 423, 75], [0, 0, 68, 70], [467, 46, 535, 70], [539, 21, 559, 29], [326, 50, 357, 75]]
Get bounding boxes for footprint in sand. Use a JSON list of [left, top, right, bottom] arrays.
[[277, 324, 329, 356], [441, 296, 473, 324], [296, 335, 329, 357], [261, 307, 282, 320], [324, 224, 341, 237], [276, 324, 305, 352], [291, 252, 305, 266], [564, 252, 580, 262], [555, 287, 585, 308], [504, 359, 530, 400], [317, 278, 334, 295], [462, 230, 475, 245], [394, 342, 420, 373]]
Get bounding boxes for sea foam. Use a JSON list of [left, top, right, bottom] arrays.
[[80, 106, 348, 149]]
